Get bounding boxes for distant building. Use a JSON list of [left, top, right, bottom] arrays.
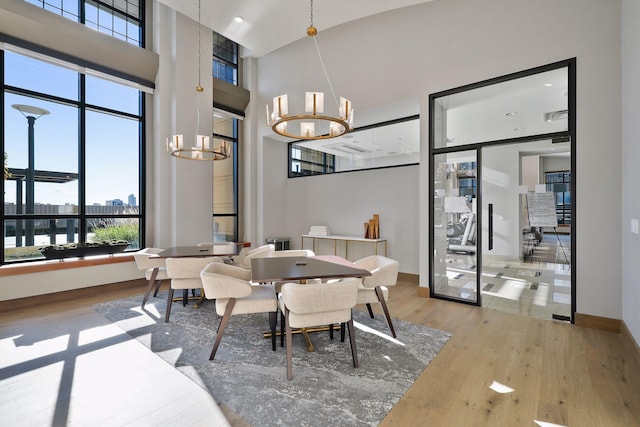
[[128, 194, 136, 207], [106, 199, 124, 206]]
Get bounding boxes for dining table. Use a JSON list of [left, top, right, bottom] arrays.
[[250, 254, 371, 351], [141, 243, 242, 308]]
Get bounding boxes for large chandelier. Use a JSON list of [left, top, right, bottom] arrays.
[[166, 0, 229, 160], [265, 0, 354, 140]]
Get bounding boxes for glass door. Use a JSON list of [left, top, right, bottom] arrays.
[[480, 141, 572, 320], [431, 150, 479, 304], [429, 59, 575, 321]]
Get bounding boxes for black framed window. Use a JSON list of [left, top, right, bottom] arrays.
[[212, 31, 238, 85], [2, 48, 144, 263], [212, 112, 238, 242], [287, 116, 419, 177], [25, 0, 143, 47], [289, 145, 335, 177], [546, 170, 571, 225]]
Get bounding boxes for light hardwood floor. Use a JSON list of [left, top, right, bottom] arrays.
[[1, 277, 639, 426]]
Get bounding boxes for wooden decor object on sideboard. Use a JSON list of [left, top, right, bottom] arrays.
[[364, 214, 380, 239]]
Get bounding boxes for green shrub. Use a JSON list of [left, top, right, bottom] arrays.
[[92, 223, 139, 250]]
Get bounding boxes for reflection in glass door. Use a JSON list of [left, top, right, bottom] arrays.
[[480, 142, 572, 321], [431, 150, 479, 304]]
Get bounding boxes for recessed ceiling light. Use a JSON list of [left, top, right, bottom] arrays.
[[234, 16, 244, 23], [513, 127, 523, 132], [505, 111, 517, 117], [544, 83, 553, 87]]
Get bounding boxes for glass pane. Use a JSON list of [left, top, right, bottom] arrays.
[[86, 217, 139, 250], [4, 93, 79, 213], [4, 218, 78, 262], [4, 51, 78, 100], [86, 75, 140, 114], [85, 111, 139, 210], [482, 142, 571, 321], [432, 151, 478, 303], [213, 216, 237, 243], [432, 67, 568, 148], [290, 118, 419, 175], [213, 141, 235, 214]]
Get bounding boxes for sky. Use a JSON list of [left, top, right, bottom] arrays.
[[3, 50, 140, 207]]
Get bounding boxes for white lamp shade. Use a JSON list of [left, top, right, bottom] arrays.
[[196, 135, 210, 149], [300, 122, 315, 137], [273, 94, 288, 117], [173, 134, 183, 149], [329, 122, 344, 136], [275, 121, 287, 133], [339, 97, 352, 119], [305, 92, 324, 114]]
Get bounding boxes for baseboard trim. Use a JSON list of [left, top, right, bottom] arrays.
[[574, 312, 621, 333], [398, 272, 418, 284], [622, 321, 640, 368], [417, 286, 430, 298], [0, 278, 146, 313]]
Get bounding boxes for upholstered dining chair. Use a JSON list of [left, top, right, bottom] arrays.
[[200, 262, 278, 360], [231, 244, 275, 269], [353, 255, 400, 338], [164, 257, 223, 323], [134, 247, 169, 308], [279, 279, 360, 380]]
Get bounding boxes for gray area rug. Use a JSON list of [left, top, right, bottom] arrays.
[[94, 294, 451, 427]]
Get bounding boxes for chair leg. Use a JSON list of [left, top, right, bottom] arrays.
[[366, 303, 375, 318], [153, 279, 162, 297], [269, 311, 277, 351], [375, 286, 396, 338], [329, 323, 334, 340], [280, 311, 285, 348], [182, 289, 188, 306], [164, 288, 174, 323], [285, 308, 294, 380], [340, 322, 346, 342], [347, 316, 359, 368], [210, 299, 236, 361], [141, 268, 159, 308]]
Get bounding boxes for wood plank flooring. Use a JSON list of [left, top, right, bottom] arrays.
[[1, 277, 639, 426]]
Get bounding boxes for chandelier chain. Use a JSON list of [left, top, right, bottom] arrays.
[[309, 0, 314, 27], [312, 36, 340, 109], [197, 0, 201, 88]]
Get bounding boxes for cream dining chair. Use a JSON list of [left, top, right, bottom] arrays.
[[200, 262, 278, 360], [164, 256, 223, 323], [134, 247, 170, 309], [353, 255, 400, 338], [279, 279, 360, 380], [231, 244, 275, 269]]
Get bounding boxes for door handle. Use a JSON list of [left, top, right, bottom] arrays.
[[488, 203, 494, 250]]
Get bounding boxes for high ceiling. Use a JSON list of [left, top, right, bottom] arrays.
[[157, 0, 433, 58]]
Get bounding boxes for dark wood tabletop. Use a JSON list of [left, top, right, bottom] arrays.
[[154, 244, 240, 258], [250, 256, 371, 283]]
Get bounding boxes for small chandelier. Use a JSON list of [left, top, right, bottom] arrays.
[[265, 0, 354, 140], [166, 0, 229, 161]]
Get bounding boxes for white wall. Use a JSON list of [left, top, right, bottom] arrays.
[[260, 132, 419, 269], [152, 3, 214, 248], [622, 0, 640, 344], [0, 262, 141, 301], [248, 0, 624, 319]]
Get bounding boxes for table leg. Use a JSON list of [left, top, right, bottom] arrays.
[[263, 325, 340, 352]]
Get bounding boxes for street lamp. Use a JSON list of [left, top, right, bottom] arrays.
[[11, 104, 50, 247]]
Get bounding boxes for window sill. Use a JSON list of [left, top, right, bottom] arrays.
[[0, 253, 135, 277]]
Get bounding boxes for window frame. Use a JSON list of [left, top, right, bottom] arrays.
[[1, 48, 145, 264]]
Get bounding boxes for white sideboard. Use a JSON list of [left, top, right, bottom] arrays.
[[301, 235, 387, 261]]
